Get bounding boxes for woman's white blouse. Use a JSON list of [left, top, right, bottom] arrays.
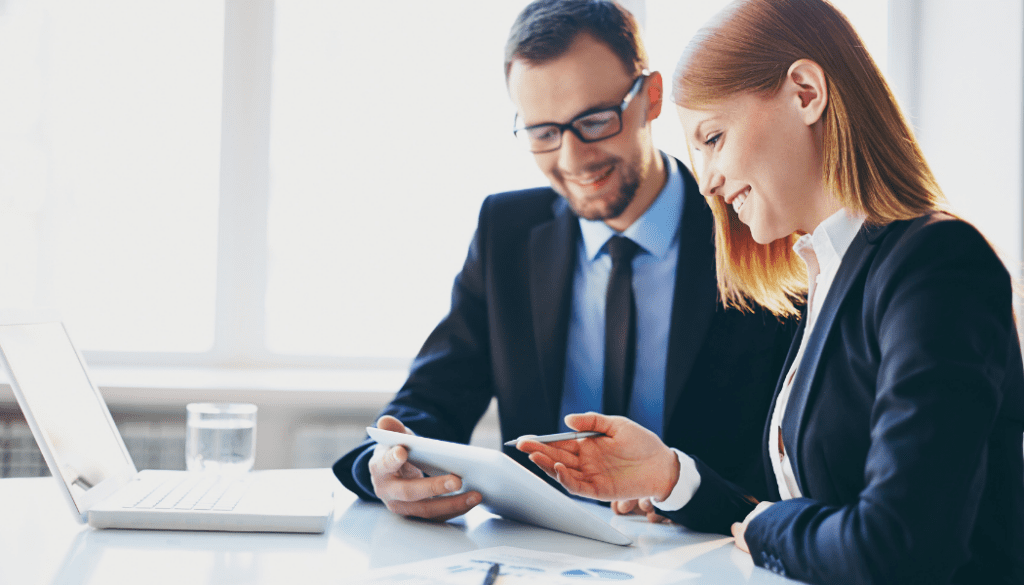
[[654, 208, 865, 511], [770, 208, 865, 499]]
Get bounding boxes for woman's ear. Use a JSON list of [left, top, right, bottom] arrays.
[[785, 59, 828, 126]]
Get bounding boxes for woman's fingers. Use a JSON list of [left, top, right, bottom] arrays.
[[564, 412, 616, 435], [519, 441, 583, 468], [527, 452, 558, 478], [731, 521, 750, 553], [612, 500, 640, 515]]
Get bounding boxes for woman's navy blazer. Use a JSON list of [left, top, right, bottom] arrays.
[[664, 213, 1024, 585]]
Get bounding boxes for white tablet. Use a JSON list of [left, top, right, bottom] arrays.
[[366, 428, 632, 546]]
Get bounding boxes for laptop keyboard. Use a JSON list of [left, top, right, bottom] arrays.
[[123, 474, 254, 511]]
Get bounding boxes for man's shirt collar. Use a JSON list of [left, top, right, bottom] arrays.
[[578, 153, 683, 261]]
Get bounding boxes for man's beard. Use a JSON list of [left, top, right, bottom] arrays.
[[561, 159, 641, 222]]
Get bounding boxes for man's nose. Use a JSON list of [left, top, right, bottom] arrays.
[[557, 130, 592, 173]]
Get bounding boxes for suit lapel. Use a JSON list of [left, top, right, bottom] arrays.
[[664, 168, 719, 421], [529, 197, 579, 431], [781, 223, 889, 491]]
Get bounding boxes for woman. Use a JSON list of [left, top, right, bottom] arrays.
[[517, 1, 1024, 583]]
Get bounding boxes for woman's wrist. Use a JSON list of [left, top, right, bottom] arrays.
[[655, 446, 681, 501]]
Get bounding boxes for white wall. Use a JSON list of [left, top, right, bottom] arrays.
[[890, 0, 1024, 276]]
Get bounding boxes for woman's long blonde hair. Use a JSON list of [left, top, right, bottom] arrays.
[[674, 0, 946, 318]]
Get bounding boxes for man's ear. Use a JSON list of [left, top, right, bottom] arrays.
[[645, 70, 664, 122], [785, 59, 827, 126]]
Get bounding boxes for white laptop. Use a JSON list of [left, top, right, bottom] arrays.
[[0, 312, 335, 533]]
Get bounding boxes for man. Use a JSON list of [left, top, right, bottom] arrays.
[[333, 0, 794, 523]]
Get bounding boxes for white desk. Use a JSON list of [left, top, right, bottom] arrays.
[[0, 473, 797, 584]]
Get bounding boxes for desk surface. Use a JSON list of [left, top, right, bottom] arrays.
[[1, 473, 796, 584]]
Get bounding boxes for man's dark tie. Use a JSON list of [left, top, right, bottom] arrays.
[[603, 235, 640, 417]]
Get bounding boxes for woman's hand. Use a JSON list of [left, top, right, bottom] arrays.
[[731, 501, 774, 553], [516, 412, 679, 502], [613, 498, 671, 523]]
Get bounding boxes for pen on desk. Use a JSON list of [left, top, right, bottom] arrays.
[[482, 562, 500, 585], [503, 431, 607, 447]]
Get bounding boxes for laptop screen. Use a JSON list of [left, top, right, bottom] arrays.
[[0, 321, 134, 512]]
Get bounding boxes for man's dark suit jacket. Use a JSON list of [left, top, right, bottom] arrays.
[[333, 163, 795, 511], [660, 213, 1024, 585]]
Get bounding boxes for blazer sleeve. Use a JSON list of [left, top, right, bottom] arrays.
[[744, 219, 1017, 584], [659, 456, 761, 534], [333, 197, 499, 500]]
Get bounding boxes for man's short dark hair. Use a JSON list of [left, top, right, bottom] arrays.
[[504, 0, 648, 81]]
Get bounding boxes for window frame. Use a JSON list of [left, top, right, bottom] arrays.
[[88, 0, 924, 372]]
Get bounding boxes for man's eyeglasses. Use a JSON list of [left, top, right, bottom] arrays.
[[513, 70, 650, 154]]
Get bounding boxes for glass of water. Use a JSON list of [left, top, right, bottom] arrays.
[[185, 402, 257, 474]]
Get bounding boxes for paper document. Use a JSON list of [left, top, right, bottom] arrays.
[[351, 546, 697, 584]]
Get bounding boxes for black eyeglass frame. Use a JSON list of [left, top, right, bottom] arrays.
[[512, 70, 651, 154]]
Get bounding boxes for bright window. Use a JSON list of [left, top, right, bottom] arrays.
[[0, 0, 889, 367], [265, 1, 544, 360], [0, 0, 222, 353]]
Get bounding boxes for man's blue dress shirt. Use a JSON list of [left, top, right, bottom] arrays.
[[559, 153, 683, 438]]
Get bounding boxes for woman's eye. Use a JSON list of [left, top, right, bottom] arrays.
[[704, 133, 721, 147]]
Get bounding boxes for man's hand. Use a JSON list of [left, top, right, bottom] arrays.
[[516, 412, 679, 503], [612, 499, 671, 524], [368, 416, 481, 521]]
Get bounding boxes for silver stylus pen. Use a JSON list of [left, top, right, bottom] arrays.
[[503, 431, 607, 447]]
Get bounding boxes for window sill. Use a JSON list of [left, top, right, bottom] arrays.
[[0, 365, 407, 410]]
